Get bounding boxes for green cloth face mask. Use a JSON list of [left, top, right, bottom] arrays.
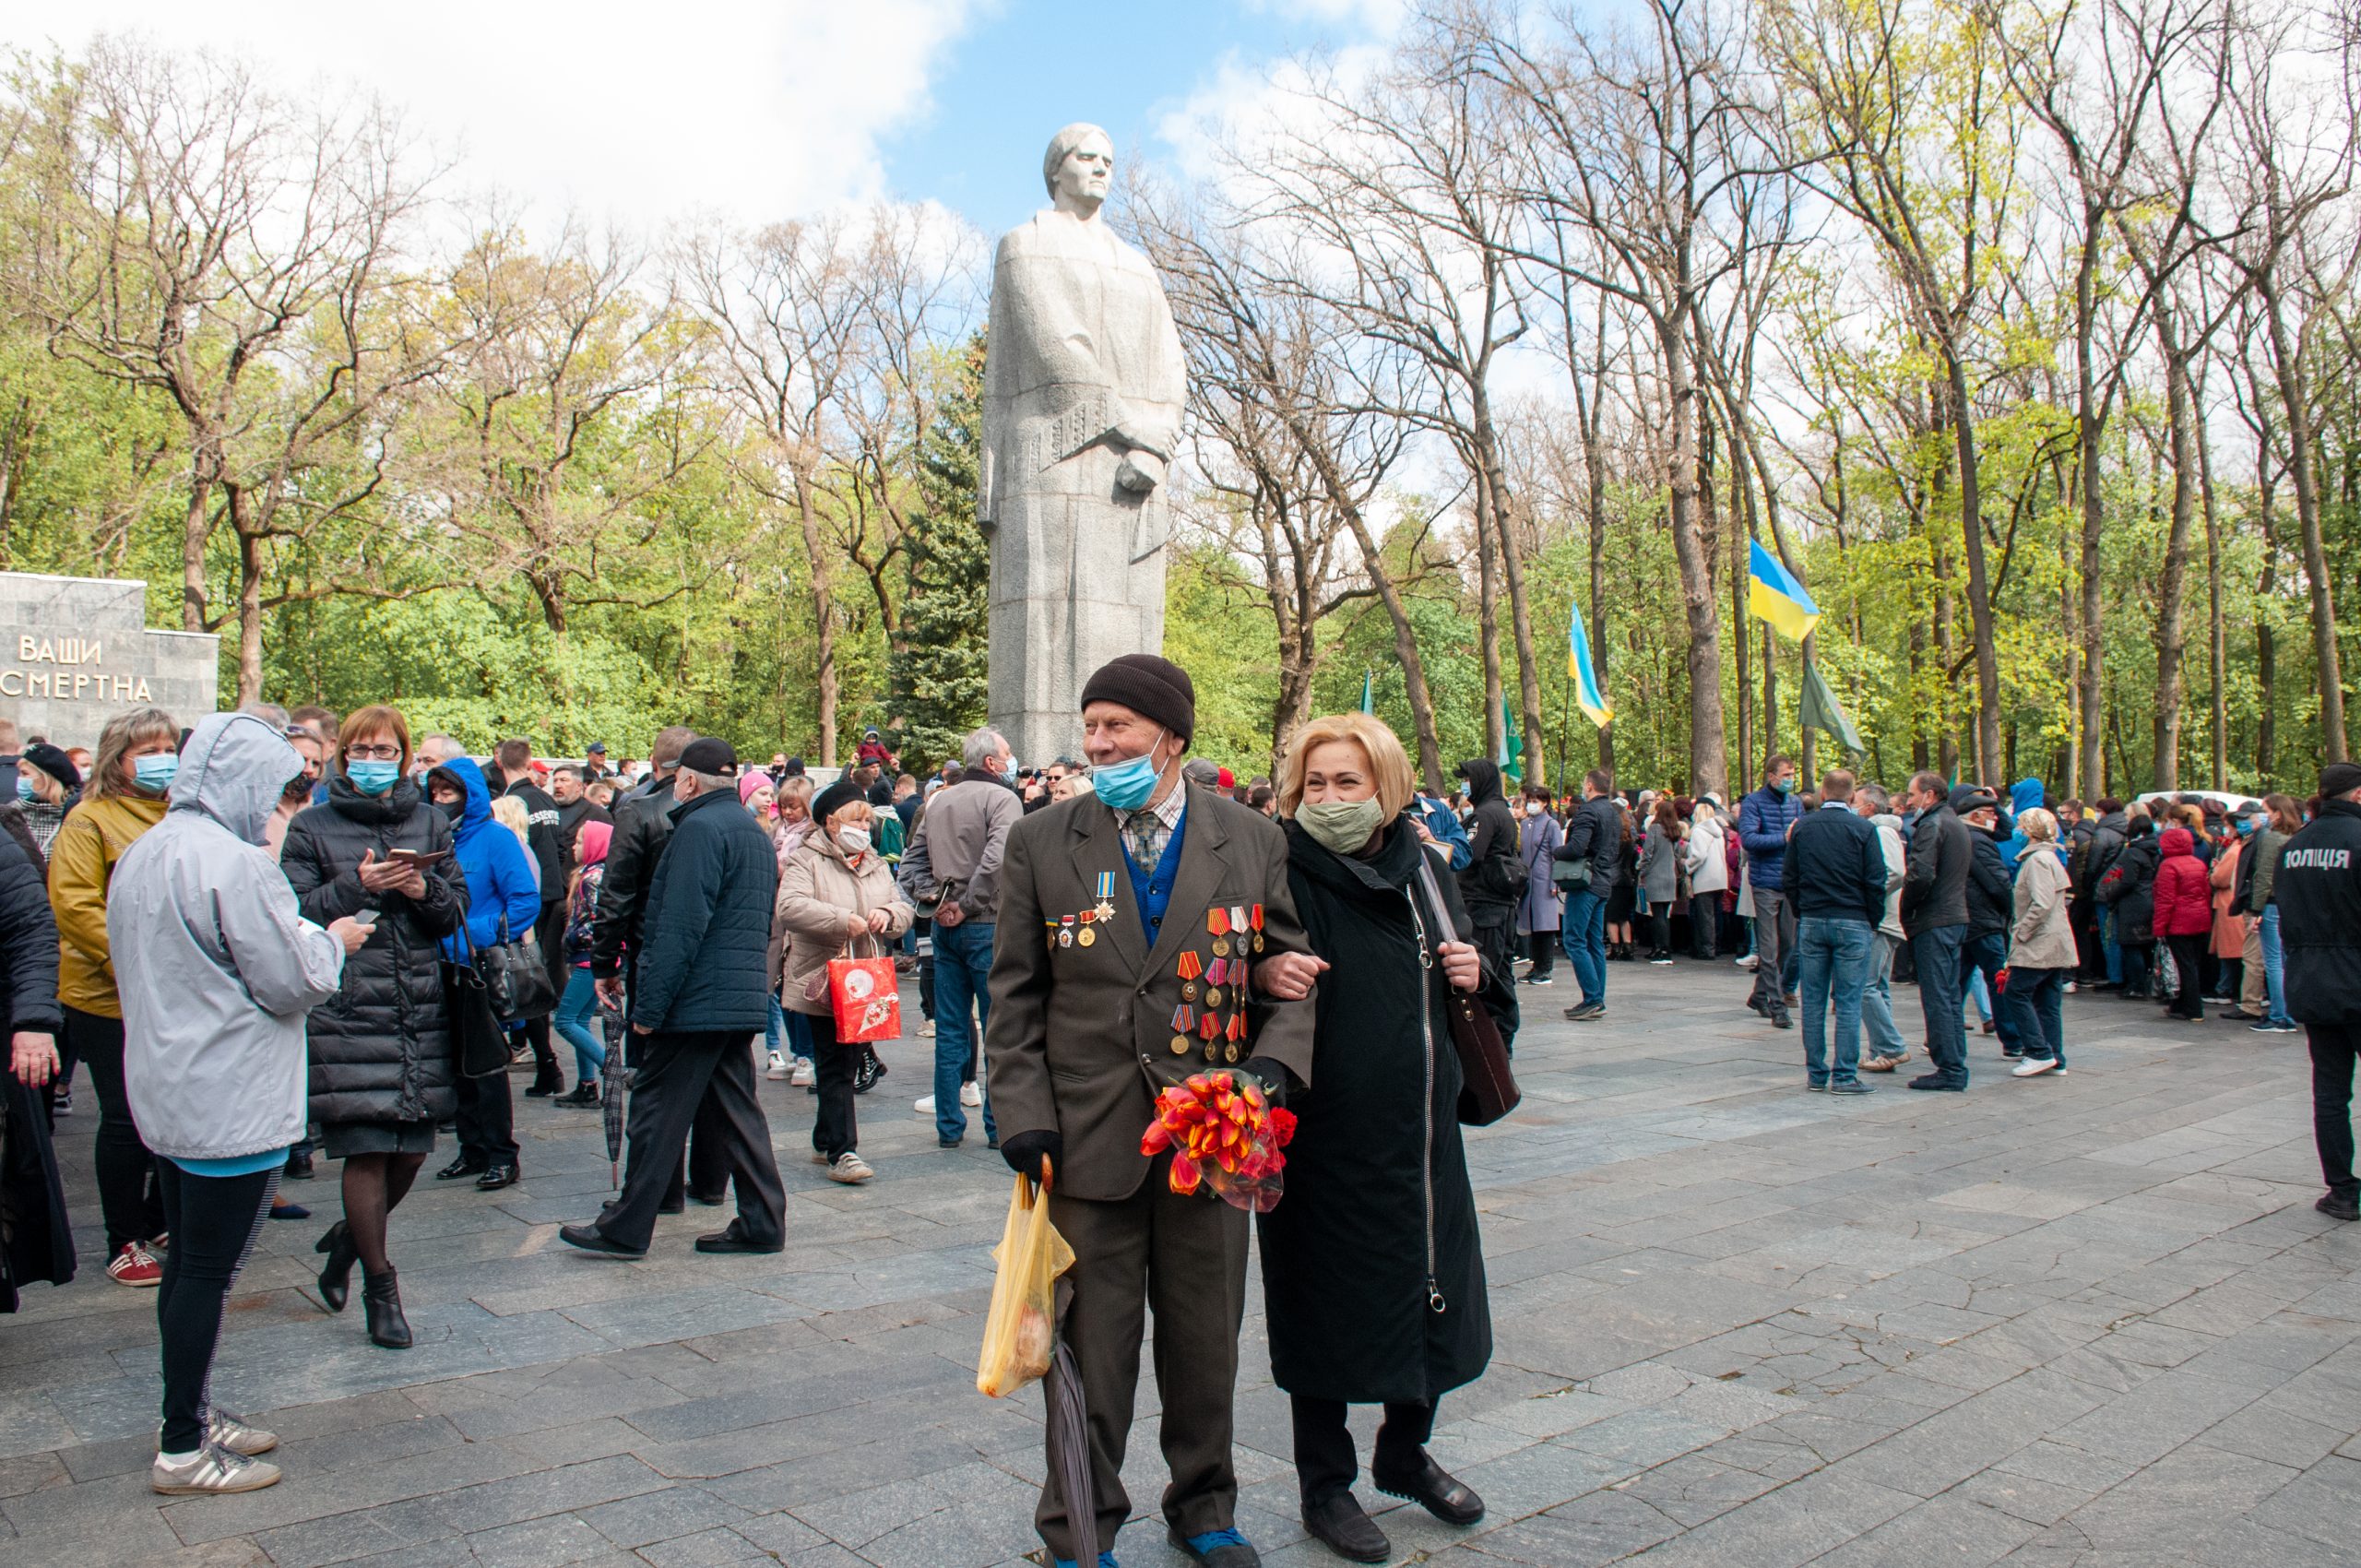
[[1298, 796, 1386, 855]]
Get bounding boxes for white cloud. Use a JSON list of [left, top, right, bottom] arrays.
[[0, 0, 986, 228], [1240, 0, 1407, 29]]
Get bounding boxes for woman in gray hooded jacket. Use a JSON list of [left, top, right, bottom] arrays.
[[106, 712, 366, 1497]]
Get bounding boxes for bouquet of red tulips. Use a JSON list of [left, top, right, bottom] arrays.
[[1140, 1071, 1299, 1213]]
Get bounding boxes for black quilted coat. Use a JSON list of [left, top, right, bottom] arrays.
[[280, 776, 469, 1126]]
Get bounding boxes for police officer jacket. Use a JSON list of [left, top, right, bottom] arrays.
[[2274, 800, 2361, 1025]]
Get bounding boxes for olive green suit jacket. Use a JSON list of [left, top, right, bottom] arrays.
[[985, 784, 1317, 1201]]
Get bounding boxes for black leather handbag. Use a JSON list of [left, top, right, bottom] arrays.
[[445, 957, 512, 1078], [478, 915, 559, 1023], [1412, 861, 1524, 1126]]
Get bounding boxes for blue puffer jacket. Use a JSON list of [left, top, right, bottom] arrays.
[[1738, 785, 1805, 891], [431, 758, 541, 960], [629, 785, 779, 1033]]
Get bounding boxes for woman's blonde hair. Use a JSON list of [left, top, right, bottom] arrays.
[[489, 794, 532, 853], [1276, 713, 1416, 820], [2017, 806, 2058, 850], [87, 706, 181, 802]]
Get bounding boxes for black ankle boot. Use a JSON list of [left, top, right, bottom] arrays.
[[362, 1268, 412, 1349], [314, 1220, 357, 1313]]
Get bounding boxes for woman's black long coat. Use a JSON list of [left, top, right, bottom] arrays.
[[1258, 815, 1492, 1406], [280, 778, 467, 1127]]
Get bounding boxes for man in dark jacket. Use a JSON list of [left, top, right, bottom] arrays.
[[1453, 759, 1522, 1041], [590, 725, 730, 1205], [2274, 762, 2361, 1221], [1553, 769, 1621, 1021], [0, 804, 73, 1305], [1900, 771, 1973, 1091], [1787, 770, 1886, 1088], [493, 739, 569, 1097], [2081, 799, 2130, 986], [550, 765, 612, 874], [1955, 789, 2023, 1055], [1738, 754, 1805, 1023], [563, 738, 784, 1259]]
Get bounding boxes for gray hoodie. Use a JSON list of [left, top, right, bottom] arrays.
[[108, 712, 346, 1162], [1869, 813, 1909, 940]]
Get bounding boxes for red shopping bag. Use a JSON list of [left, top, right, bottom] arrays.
[[828, 951, 902, 1042]]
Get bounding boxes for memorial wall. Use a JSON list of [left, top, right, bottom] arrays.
[[0, 572, 221, 747]]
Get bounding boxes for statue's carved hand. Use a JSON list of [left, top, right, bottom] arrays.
[[1116, 451, 1165, 493]]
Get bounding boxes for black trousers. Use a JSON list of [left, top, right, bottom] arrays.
[[1291, 1394, 1435, 1506], [1690, 893, 1720, 958], [1524, 929, 1557, 978], [602, 1029, 783, 1252], [1647, 905, 1672, 956], [154, 1161, 276, 1452], [519, 900, 567, 1079], [1469, 908, 1520, 1042], [59, 1006, 165, 1254], [665, 1086, 734, 1207], [2309, 1021, 2357, 1200], [2166, 933, 2207, 1019], [455, 1059, 519, 1167], [806, 1011, 861, 1160]]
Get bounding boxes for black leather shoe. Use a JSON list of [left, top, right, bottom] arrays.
[[1372, 1455, 1485, 1526], [362, 1268, 411, 1349], [435, 1155, 485, 1182], [314, 1220, 357, 1313], [475, 1163, 519, 1191], [284, 1148, 314, 1180], [1302, 1492, 1389, 1562], [694, 1223, 784, 1254], [559, 1223, 647, 1259], [2319, 1191, 2361, 1221], [524, 1071, 564, 1098]]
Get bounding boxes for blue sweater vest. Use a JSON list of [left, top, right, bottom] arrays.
[[1122, 800, 1190, 943]]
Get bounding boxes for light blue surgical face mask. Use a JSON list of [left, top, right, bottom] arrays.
[[1772, 777, 1796, 795], [132, 754, 179, 795], [14, 777, 31, 802], [347, 759, 401, 796], [1093, 730, 1170, 813]]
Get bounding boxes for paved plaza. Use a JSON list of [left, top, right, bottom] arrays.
[[3, 962, 2356, 1567]]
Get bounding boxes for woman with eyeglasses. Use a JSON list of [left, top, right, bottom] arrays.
[[279, 706, 466, 1349]]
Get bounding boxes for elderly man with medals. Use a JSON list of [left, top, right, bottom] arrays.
[[988, 654, 1316, 1568]]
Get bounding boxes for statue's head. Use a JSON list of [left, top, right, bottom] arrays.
[[1042, 123, 1115, 216]]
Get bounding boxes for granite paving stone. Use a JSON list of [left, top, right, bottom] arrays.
[[6, 965, 2355, 1565]]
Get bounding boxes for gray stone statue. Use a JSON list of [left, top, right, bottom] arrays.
[[981, 123, 1185, 766]]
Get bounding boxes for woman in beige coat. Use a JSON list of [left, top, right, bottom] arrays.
[[2006, 808, 2079, 1078], [777, 778, 911, 1183]]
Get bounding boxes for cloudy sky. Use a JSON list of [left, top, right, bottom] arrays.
[[0, 0, 1402, 233]]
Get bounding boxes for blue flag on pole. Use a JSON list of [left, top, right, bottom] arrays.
[[1567, 598, 1612, 729]]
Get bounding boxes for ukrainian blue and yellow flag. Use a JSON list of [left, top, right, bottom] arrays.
[[1748, 539, 1821, 643], [1567, 598, 1612, 730]]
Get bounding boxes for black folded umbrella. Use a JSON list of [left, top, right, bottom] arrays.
[[600, 999, 629, 1187], [1046, 1282, 1095, 1559]]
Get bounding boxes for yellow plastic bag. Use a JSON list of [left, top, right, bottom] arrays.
[[977, 1162, 1074, 1397]]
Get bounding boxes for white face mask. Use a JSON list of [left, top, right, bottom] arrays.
[[837, 826, 872, 856], [1524, 802, 1544, 818]]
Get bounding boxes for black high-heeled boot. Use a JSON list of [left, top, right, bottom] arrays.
[[314, 1220, 357, 1313], [362, 1268, 412, 1349]]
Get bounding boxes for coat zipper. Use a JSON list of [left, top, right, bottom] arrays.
[[1406, 884, 1446, 1316]]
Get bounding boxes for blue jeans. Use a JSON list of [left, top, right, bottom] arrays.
[[1561, 888, 1608, 1006], [2008, 966, 2068, 1063], [2261, 906, 2292, 1025], [2102, 905, 2124, 985], [552, 967, 606, 1085], [1862, 932, 1907, 1058], [1913, 925, 1969, 1085], [931, 918, 998, 1145], [765, 993, 786, 1056], [1797, 917, 1874, 1085]]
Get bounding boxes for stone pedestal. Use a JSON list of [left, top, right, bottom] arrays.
[[0, 572, 220, 747]]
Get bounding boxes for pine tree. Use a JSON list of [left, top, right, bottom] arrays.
[[888, 333, 991, 773]]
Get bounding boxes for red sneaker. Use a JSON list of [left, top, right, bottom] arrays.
[[107, 1241, 162, 1287]]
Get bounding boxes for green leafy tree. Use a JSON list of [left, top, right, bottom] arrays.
[[886, 335, 990, 773]]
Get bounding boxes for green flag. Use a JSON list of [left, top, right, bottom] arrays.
[[1800, 658, 1865, 756], [1497, 695, 1523, 783], [1359, 670, 1374, 715]]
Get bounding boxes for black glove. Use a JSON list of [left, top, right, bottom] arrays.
[[1239, 1057, 1291, 1106], [1000, 1129, 1062, 1185]]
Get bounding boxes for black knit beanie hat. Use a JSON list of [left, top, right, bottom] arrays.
[[1078, 654, 1195, 746]]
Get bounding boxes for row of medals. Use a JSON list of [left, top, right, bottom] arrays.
[[1045, 898, 1268, 1064]]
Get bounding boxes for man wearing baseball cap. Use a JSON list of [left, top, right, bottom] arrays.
[[2275, 762, 2361, 1221], [561, 737, 786, 1258], [987, 653, 1316, 1568]]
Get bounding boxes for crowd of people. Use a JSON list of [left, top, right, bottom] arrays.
[[0, 688, 2355, 1568]]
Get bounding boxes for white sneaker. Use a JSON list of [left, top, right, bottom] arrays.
[[919, 1020, 936, 1038], [915, 1094, 937, 1114], [828, 1152, 875, 1184], [1737, 955, 1759, 969], [151, 1443, 281, 1495], [789, 1058, 814, 1087], [2012, 1058, 2058, 1077], [208, 1412, 278, 1456], [960, 1081, 983, 1108], [765, 1051, 788, 1081]]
